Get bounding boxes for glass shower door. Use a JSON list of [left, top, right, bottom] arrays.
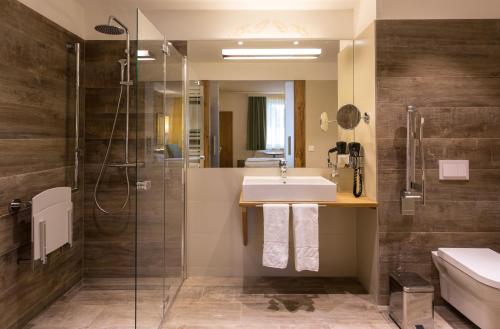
[[136, 9, 185, 329]]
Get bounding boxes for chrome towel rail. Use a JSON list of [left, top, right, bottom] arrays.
[[255, 204, 327, 208]]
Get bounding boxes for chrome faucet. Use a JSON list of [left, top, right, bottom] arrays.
[[279, 160, 288, 179]]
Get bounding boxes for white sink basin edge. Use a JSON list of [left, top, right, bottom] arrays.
[[242, 176, 337, 202]]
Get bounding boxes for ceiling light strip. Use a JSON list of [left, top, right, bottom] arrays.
[[224, 56, 319, 60], [222, 48, 322, 56]]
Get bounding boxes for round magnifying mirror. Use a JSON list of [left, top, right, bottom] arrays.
[[337, 104, 361, 130], [320, 112, 330, 132]]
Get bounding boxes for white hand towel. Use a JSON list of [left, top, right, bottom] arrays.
[[263, 204, 289, 269], [292, 204, 319, 272]]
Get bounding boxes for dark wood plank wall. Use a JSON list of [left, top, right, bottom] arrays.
[[0, 0, 84, 327], [84, 41, 184, 279], [375, 19, 500, 304], [84, 40, 137, 278]]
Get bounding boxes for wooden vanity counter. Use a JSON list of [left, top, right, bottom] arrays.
[[238, 192, 377, 245], [239, 192, 377, 209]]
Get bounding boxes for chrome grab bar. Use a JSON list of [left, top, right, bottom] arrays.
[[67, 43, 81, 191], [420, 114, 425, 205], [401, 105, 425, 215]]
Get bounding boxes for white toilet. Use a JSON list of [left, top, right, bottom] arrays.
[[432, 248, 500, 329]]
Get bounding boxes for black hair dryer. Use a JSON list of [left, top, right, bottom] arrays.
[[327, 141, 347, 167], [348, 142, 363, 198]]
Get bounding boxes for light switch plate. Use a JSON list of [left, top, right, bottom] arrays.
[[308, 145, 315, 152], [439, 160, 469, 180]]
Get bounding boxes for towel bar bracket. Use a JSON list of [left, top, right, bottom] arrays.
[[242, 208, 248, 246]]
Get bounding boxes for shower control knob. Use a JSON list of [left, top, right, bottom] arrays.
[[137, 181, 152, 191]]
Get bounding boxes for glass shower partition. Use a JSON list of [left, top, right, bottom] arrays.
[[136, 9, 185, 329]]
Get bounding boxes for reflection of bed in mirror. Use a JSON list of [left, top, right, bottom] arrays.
[[240, 149, 285, 168]]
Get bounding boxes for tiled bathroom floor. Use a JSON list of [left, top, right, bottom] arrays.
[[25, 277, 477, 329], [24, 278, 182, 329], [162, 277, 479, 329]]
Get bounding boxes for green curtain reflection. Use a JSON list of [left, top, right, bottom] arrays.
[[247, 96, 267, 150]]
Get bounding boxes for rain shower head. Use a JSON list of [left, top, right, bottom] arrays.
[[95, 16, 128, 35], [95, 24, 124, 35]]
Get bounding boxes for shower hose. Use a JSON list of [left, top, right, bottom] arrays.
[[93, 85, 130, 214]]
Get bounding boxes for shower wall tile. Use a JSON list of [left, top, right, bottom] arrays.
[[84, 40, 139, 279], [0, 139, 70, 178], [377, 138, 500, 170], [378, 169, 500, 202], [0, 1, 84, 327], [84, 241, 136, 277], [378, 201, 500, 233], [84, 39, 184, 280], [377, 77, 500, 107], [376, 105, 500, 139], [375, 19, 500, 304]]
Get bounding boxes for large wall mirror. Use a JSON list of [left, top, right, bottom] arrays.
[[184, 39, 357, 168]]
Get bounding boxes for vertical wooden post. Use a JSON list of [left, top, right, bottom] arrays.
[[203, 80, 211, 167], [242, 207, 248, 246], [294, 80, 306, 167]]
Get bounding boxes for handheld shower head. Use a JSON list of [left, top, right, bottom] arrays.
[[118, 59, 127, 83]]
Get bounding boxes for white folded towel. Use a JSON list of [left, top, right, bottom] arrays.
[[292, 204, 319, 272], [263, 204, 290, 269]]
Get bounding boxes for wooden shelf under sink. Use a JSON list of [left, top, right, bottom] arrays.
[[238, 192, 378, 246]]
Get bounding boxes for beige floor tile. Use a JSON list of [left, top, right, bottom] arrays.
[[86, 304, 136, 329], [173, 286, 206, 304], [26, 277, 478, 329], [64, 289, 135, 305], [166, 302, 242, 326], [240, 302, 327, 327], [29, 303, 104, 329]]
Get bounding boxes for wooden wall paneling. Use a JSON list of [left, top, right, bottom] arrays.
[[0, 1, 84, 327], [84, 40, 137, 279], [375, 19, 500, 304]]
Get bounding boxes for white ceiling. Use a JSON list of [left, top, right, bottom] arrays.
[[188, 40, 340, 63], [76, 0, 359, 11]]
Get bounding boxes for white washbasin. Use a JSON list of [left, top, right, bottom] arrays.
[[242, 176, 336, 202]]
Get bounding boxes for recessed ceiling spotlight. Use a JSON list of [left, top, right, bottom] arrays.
[[293, 41, 299, 45], [237, 41, 244, 46]]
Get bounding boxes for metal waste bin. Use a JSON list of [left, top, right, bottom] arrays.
[[389, 272, 434, 329]]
